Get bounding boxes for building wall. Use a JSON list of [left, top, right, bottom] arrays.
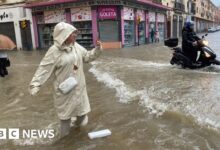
[[27, 0, 168, 49], [0, 5, 36, 49], [193, 0, 219, 32], [163, 0, 220, 34], [0, 7, 22, 49], [162, 0, 186, 38]]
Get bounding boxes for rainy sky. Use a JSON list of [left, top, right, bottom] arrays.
[[211, 0, 220, 6]]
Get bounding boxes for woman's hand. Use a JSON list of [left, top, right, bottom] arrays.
[[96, 40, 102, 49]]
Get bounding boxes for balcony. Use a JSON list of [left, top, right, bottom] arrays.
[[174, 2, 185, 12]]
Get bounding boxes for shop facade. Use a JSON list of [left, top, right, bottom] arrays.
[[0, 5, 36, 50], [166, 12, 185, 38], [195, 17, 214, 33], [27, 0, 169, 49]]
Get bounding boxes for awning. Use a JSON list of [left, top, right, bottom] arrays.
[[26, 0, 78, 8]]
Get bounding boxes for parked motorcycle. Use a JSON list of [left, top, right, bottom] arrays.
[[164, 34, 220, 69]]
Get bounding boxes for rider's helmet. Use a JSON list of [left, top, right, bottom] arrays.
[[185, 21, 194, 31]]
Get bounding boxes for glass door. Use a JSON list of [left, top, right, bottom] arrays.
[[124, 20, 135, 47]]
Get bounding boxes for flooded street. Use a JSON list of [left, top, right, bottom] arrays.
[[1, 32, 220, 149]]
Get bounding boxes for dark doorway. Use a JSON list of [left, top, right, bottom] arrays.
[[0, 22, 16, 44], [20, 20, 33, 50], [98, 20, 119, 42]]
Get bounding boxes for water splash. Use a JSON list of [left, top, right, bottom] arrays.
[[90, 61, 168, 116], [90, 59, 220, 131]]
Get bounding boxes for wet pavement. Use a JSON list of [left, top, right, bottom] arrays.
[[1, 32, 220, 149]]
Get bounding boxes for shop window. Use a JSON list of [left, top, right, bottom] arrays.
[[124, 20, 135, 46], [38, 24, 55, 49], [158, 23, 165, 41], [73, 21, 93, 49]]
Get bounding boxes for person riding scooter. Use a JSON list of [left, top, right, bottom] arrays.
[[182, 21, 201, 65], [165, 22, 220, 69]]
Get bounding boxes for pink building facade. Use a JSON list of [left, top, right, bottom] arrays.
[[26, 0, 170, 49]]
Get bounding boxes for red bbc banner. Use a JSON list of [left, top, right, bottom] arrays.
[[98, 6, 117, 20]]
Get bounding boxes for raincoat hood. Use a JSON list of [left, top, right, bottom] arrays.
[[53, 22, 77, 47]]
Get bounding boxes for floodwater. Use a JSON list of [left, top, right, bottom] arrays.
[[1, 32, 220, 149]]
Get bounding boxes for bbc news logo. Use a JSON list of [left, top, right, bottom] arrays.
[[0, 128, 55, 139]]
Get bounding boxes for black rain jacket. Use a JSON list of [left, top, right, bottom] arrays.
[[182, 28, 201, 62]]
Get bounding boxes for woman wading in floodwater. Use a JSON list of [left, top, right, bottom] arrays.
[[29, 22, 102, 138]]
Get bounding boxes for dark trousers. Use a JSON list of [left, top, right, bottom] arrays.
[[0, 58, 9, 77], [151, 37, 154, 43]]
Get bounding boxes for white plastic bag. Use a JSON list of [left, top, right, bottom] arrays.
[[58, 77, 78, 94], [88, 129, 111, 139]]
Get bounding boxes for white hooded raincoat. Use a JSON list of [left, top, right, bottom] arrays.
[[30, 22, 101, 120]]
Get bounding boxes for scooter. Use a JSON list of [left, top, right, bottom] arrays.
[[164, 34, 220, 69]]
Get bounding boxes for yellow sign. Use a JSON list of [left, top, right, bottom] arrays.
[[137, 15, 141, 24], [21, 20, 27, 29]]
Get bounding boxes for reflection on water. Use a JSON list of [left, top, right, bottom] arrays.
[[1, 34, 220, 149]]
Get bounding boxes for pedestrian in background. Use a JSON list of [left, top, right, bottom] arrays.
[[150, 28, 155, 43], [29, 22, 102, 138], [0, 34, 15, 77], [0, 51, 10, 77], [155, 30, 160, 43]]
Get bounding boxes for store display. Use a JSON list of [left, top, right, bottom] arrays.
[[138, 21, 145, 44], [73, 21, 93, 49], [124, 21, 135, 47], [39, 24, 55, 48], [157, 14, 165, 41]]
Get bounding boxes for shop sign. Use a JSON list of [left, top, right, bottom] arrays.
[[20, 20, 28, 29], [94, 0, 122, 5], [71, 7, 92, 22], [149, 12, 155, 22], [123, 7, 134, 20], [0, 11, 13, 22], [44, 10, 66, 24], [98, 6, 117, 20], [157, 13, 165, 22], [136, 10, 145, 22]]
